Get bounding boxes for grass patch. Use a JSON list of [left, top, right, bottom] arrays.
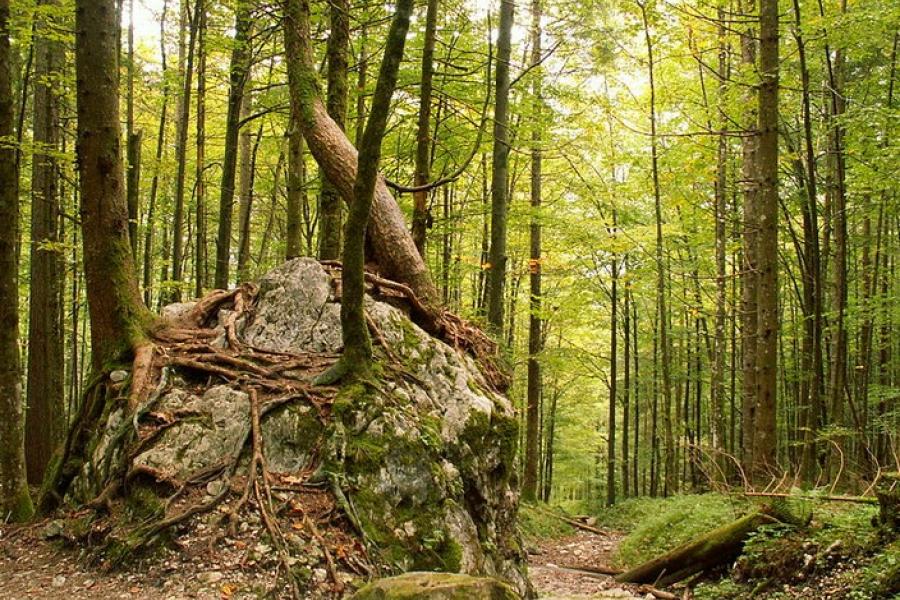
[[518, 503, 575, 544], [596, 494, 751, 568]]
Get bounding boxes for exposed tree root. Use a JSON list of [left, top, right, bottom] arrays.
[[42, 278, 444, 586], [321, 260, 510, 391], [127, 342, 157, 411]]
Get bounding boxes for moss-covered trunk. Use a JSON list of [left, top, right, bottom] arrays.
[[0, 0, 35, 522], [75, 0, 153, 370], [616, 510, 779, 586]]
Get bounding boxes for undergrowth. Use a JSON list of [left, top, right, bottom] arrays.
[[517, 503, 575, 544], [590, 494, 751, 567], [693, 502, 897, 600]]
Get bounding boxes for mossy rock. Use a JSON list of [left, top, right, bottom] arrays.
[[348, 572, 521, 600], [63, 259, 529, 596]]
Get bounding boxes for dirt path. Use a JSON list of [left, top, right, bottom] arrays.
[[528, 530, 651, 599]]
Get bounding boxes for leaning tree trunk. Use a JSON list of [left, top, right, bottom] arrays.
[[282, 0, 438, 307], [0, 0, 34, 522]]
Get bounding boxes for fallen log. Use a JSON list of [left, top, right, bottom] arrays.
[[533, 505, 608, 536], [615, 510, 781, 587], [745, 491, 878, 505]]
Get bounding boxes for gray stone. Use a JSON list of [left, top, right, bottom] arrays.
[[77, 259, 528, 597]]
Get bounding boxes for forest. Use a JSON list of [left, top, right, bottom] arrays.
[[0, 0, 898, 597]]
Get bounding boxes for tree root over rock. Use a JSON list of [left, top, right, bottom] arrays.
[[40, 285, 369, 598]]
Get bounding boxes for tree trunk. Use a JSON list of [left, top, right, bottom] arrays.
[[282, 0, 438, 306], [753, 0, 779, 479], [142, 0, 170, 306], [616, 510, 780, 586], [125, 0, 139, 257], [168, 0, 199, 302], [236, 93, 253, 280], [522, 0, 542, 504], [639, 0, 674, 496], [623, 260, 631, 498], [0, 0, 34, 522], [75, 0, 153, 368], [214, 0, 251, 289], [711, 7, 728, 469], [298, 0, 415, 381], [26, 0, 65, 485], [825, 0, 849, 466], [317, 0, 349, 261], [194, 0, 207, 297], [632, 296, 640, 495], [286, 107, 304, 260], [411, 0, 439, 255], [740, 0, 759, 472], [608, 242, 618, 506], [792, 0, 824, 482], [486, 0, 515, 333]]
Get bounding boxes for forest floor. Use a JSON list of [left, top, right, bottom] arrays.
[[0, 519, 649, 600], [0, 515, 339, 600], [527, 530, 649, 599]]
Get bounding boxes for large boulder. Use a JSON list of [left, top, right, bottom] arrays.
[[70, 258, 529, 596]]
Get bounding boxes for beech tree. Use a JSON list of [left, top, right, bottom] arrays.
[[0, 0, 34, 523], [486, 0, 514, 333], [74, 0, 153, 369], [26, 0, 65, 484]]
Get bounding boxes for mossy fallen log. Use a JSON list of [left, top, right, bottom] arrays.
[[615, 504, 804, 587]]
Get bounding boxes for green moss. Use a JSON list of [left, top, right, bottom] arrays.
[[609, 494, 751, 568], [517, 504, 575, 543], [125, 484, 165, 521], [490, 409, 518, 469], [4, 489, 34, 522]]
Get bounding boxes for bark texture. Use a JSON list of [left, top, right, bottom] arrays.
[[317, 0, 349, 261], [522, 0, 542, 504], [411, 0, 439, 255], [486, 0, 515, 332], [214, 0, 251, 289], [26, 0, 65, 484], [0, 0, 34, 522], [75, 0, 153, 369], [753, 0, 779, 479]]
